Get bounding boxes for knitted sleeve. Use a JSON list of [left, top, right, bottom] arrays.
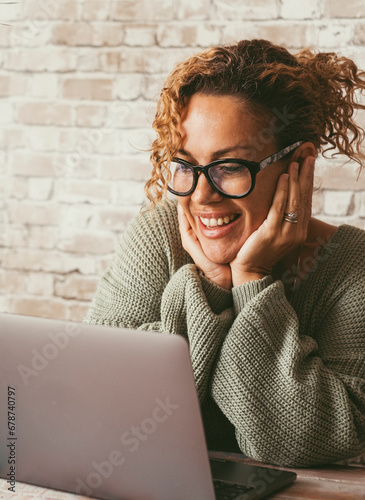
[[210, 264, 365, 467], [159, 264, 234, 402]]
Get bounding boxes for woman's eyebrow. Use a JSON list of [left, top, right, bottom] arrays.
[[177, 145, 252, 159], [177, 148, 192, 157], [211, 145, 252, 158]]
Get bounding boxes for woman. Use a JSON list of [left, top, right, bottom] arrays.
[[85, 39, 365, 467]]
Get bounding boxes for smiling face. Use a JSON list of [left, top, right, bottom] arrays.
[[176, 93, 287, 264]]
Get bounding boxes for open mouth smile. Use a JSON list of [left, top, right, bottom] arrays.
[[199, 214, 239, 228]]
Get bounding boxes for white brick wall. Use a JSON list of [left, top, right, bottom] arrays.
[[1, 0, 365, 321]]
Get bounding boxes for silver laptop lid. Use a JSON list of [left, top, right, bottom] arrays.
[[0, 313, 215, 500]]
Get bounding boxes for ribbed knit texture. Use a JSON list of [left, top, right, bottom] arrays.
[[84, 200, 365, 467]]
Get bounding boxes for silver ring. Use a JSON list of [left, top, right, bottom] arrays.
[[283, 211, 299, 224]]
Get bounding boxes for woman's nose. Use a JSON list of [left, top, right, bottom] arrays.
[[190, 172, 222, 204]]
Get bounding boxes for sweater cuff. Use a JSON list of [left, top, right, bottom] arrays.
[[232, 275, 274, 315], [199, 271, 233, 315]]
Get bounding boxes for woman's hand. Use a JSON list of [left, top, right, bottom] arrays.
[[177, 204, 232, 290], [230, 156, 315, 287]]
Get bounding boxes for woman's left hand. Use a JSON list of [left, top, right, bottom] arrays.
[[230, 156, 315, 287]]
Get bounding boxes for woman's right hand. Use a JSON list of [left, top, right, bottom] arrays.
[[177, 204, 232, 290]]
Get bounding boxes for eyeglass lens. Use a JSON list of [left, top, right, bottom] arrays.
[[168, 160, 252, 196]]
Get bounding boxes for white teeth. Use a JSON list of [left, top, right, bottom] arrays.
[[199, 215, 237, 228]]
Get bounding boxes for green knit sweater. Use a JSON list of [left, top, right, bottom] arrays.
[[84, 200, 365, 467]]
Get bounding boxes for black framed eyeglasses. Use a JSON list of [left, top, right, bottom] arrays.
[[166, 141, 303, 199]]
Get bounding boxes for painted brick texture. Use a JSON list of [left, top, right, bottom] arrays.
[[1, 0, 365, 321]]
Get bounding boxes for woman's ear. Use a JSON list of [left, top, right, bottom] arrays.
[[290, 142, 316, 165]]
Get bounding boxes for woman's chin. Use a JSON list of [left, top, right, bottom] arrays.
[[201, 245, 236, 266]]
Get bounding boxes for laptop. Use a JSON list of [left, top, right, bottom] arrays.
[[0, 313, 296, 499]]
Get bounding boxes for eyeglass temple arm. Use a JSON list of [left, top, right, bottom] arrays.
[[259, 141, 304, 170]]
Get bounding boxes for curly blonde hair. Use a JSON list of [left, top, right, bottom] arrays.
[[145, 38, 365, 204]]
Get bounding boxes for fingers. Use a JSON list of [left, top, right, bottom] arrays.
[[177, 203, 196, 248], [299, 156, 315, 231], [280, 161, 300, 236], [267, 172, 289, 227], [299, 156, 315, 198], [177, 203, 203, 255], [267, 156, 315, 240], [282, 156, 315, 239], [285, 162, 300, 217], [177, 202, 189, 234]]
